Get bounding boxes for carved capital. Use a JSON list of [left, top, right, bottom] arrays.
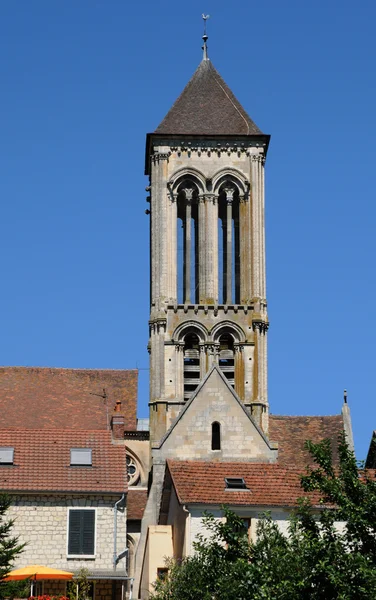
[[151, 152, 171, 164], [250, 154, 265, 165], [183, 187, 194, 202], [252, 320, 269, 334], [224, 187, 235, 204], [204, 193, 217, 204]]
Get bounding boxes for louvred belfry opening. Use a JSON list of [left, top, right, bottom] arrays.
[[183, 333, 201, 401]]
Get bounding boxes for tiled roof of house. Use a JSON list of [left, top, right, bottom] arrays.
[[127, 489, 148, 520], [167, 460, 322, 508], [0, 429, 127, 494], [0, 367, 137, 431], [155, 59, 263, 136], [269, 415, 344, 468]]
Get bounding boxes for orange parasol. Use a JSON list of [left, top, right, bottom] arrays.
[[3, 565, 73, 581]]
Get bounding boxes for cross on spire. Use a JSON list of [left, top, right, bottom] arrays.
[[202, 14, 210, 60]]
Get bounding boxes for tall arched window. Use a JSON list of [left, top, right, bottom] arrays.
[[218, 182, 240, 304], [177, 184, 199, 304], [211, 421, 221, 450], [218, 333, 235, 387], [183, 332, 201, 400]]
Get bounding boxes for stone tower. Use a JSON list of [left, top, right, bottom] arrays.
[[146, 48, 270, 445]]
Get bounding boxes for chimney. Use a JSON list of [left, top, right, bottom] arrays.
[[111, 400, 125, 441]]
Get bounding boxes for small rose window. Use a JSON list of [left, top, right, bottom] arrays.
[[126, 454, 140, 486]]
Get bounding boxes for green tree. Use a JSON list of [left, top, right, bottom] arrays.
[[67, 568, 93, 600], [0, 494, 25, 596], [151, 434, 376, 600]]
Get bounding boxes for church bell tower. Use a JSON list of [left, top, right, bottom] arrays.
[[146, 36, 270, 445]]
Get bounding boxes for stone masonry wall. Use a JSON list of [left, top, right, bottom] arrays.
[[8, 494, 126, 571]]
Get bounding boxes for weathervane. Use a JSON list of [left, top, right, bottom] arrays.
[[202, 14, 210, 60]]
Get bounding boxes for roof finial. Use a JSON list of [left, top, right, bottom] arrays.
[[344, 389, 347, 404], [202, 14, 210, 60]]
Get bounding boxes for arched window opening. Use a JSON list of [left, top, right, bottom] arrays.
[[211, 421, 221, 450], [218, 333, 235, 387], [183, 332, 201, 400], [177, 184, 199, 304], [218, 183, 240, 304]]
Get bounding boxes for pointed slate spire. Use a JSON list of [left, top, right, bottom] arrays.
[[155, 59, 263, 136]]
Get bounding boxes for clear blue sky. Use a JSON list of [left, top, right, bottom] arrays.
[[1, 1, 375, 460]]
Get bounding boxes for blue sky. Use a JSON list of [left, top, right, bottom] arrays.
[[1, 1, 375, 460]]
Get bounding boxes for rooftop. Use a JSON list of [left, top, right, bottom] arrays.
[[0, 428, 127, 494], [155, 59, 263, 136], [0, 366, 137, 431]]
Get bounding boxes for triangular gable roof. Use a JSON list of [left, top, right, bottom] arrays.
[[155, 59, 263, 136], [152, 364, 276, 452]]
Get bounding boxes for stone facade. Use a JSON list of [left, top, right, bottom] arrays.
[[148, 143, 269, 444], [154, 368, 277, 463], [8, 494, 127, 572]]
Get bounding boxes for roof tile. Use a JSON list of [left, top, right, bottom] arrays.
[[155, 59, 263, 136], [167, 460, 322, 507], [0, 429, 127, 494], [0, 367, 137, 431], [269, 415, 344, 468]]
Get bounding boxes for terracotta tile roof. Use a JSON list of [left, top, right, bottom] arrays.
[[155, 59, 263, 136], [269, 415, 344, 468], [127, 489, 148, 520], [0, 367, 137, 431], [0, 429, 127, 494], [167, 460, 322, 508]]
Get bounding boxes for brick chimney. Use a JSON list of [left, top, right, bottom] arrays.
[[111, 400, 125, 441]]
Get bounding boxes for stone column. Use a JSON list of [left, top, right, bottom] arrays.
[[183, 188, 193, 303], [175, 343, 184, 401], [251, 321, 269, 432], [239, 193, 252, 304], [224, 187, 234, 304], [234, 344, 245, 401], [151, 150, 170, 309], [167, 191, 177, 303], [205, 194, 218, 303], [198, 196, 206, 303], [260, 157, 266, 300], [251, 154, 266, 300], [199, 343, 206, 378]]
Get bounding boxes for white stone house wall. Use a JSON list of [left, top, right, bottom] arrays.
[[188, 507, 345, 554], [9, 494, 127, 571]]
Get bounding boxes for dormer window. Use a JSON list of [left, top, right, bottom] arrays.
[[70, 448, 92, 466], [0, 447, 14, 465], [225, 477, 248, 490]]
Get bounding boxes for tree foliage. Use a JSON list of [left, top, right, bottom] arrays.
[[151, 434, 376, 600], [67, 568, 93, 600], [0, 494, 25, 578]]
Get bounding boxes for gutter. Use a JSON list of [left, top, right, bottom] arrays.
[[113, 493, 127, 570]]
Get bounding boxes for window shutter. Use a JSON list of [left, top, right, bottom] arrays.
[[82, 510, 95, 555], [68, 510, 95, 555], [68, 510, 82, 555]]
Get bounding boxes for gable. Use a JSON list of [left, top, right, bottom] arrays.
[[157, 367, 277, 462]]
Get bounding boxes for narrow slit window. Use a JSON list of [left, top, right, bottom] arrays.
[[212, 422, 221, 450]]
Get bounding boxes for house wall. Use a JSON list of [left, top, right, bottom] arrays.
[[188, 507, 346, 553], [166, 488, 188, 559], [9, 494, 127, 571], [139, 525, 173, 600]]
